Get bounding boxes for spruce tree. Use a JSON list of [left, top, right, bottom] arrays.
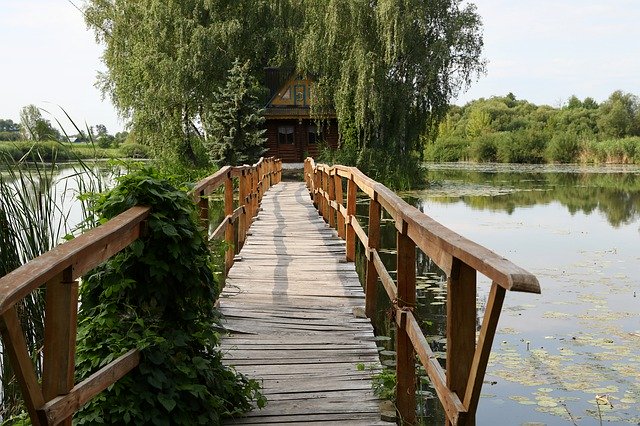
[[205, 60, 267, 166]]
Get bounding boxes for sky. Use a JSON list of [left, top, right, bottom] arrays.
[[1, 1, 639, 135]]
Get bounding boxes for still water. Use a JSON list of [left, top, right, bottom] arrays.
[[366, 163, 639, 425]]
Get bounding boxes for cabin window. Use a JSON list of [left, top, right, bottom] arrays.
[[278, 126, 294, 144], [308, 125, 318, 144]]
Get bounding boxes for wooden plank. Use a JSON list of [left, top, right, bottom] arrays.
[[0, 206, 149, 315], [333, 173, 345, 239], [38, 349, 140, 425], [0, 307, 45, 426], [221, 182, 382, 425], [396, 224, 416, 425], [345, 178, 356, 261], [365, 199, 381, 318], [447, 258, 476, 426], [463, 282, 505, 422], [401, 311, 467, 425], [42, 270, 78, 426]]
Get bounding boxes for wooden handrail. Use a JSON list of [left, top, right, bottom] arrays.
[[0, 157, 282, 425], [191, 157, 282, 273], [304, 157, 540, 426]]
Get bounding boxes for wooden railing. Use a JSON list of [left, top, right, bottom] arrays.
[[304, 158, 540, 426], [191, 157, 282, 272], [0, 157, 281, 425]]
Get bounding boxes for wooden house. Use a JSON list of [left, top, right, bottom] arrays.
[[263, 68, 338, 162]]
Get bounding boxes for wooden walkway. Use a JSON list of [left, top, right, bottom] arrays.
[[219, 182, 386, 425]]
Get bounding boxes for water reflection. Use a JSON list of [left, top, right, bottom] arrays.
[[413, 165, 640, 228], [355, 163, 640, 425]]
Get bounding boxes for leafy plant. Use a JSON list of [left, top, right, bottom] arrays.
[[74, 168, 264, 425]]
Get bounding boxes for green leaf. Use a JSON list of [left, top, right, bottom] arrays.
[[157, 394, 176, 413]]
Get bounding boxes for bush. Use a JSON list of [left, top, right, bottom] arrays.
[[546, 133, 580, 163], [119, 143, 152, 159], [470, 133, 503, 162], [424, 136, 469, 162], [497, 129, 547, 163], [75, 169, 263, 425]]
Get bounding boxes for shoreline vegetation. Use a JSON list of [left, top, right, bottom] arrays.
[[425, 91, 640, 165], [0, 140, 151, 162]]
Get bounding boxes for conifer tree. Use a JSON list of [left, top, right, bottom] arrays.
[[204, 60, 267, 166]]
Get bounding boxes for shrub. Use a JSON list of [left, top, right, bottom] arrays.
[[497, 129, 546, 163], [470, 133, 503, 162], [546, 133, 580, 163], [119, 143, 152, 159], [424, 136, 469, 162], [75, 169, 263, 425]]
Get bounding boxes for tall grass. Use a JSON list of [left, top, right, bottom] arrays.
[[0, 146, 113, 420]]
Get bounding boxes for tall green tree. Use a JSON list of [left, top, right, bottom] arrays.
[[297, 0, 485, 154], [19, 105, 60, 141], [204, 60, 267, 166], [84, 0, 293, 165]]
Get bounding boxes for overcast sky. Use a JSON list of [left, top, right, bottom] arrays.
[[1, 1, 639, 135]]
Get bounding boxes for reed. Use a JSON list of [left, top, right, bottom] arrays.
[[0, 137, 112, 419]]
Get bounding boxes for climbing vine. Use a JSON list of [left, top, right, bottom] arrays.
[[74, 168, 264, 425]]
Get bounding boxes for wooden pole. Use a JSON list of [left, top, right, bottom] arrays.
[[198, 190, 209, 237], [238, 170, 247, 247], [345, 176, 356, 261], [365, 197, 381, 318], [42, 268, 78, 426], [446, 258, 477, 426], [328, 170, 336, 229], [0, 307, 45, 426], [463, 282, 505, 423], [396, 220, 416, 425], [224, 171, 234, 272], [334, 174, 345, 239]]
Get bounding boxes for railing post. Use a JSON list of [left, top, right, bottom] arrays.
[[365, 197, 381, 318], [328, 170, 336, 229], [321, 169, 329, 223], [313, 168, 320, 208], [396, 220, 416, 425], [198, 190, 209, 235], [224, 171, 234, 273], [345, 176, 356, 261], [334, 173, 345, 239], [43, 268, 77, 426], [447, 258, 477, 426], [238, 170, 247, 248]]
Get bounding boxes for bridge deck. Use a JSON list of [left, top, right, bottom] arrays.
[[220, 182, 386, 425]]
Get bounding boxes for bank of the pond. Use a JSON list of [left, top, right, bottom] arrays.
[[0, 140, 151, 161], [362, 162, 639, 425]]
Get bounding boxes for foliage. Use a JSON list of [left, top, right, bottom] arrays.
[[74, 169, 263, 425], [204, 59, 267, 166], [0, 154, 111, 421], [118, 143, 152, 159], [298, 0, 485, 166], [428, 91, 640, 164], [19, 105, 61, 141], [84, 0, 290, 165]]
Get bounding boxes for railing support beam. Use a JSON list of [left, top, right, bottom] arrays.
[[396, 221, 416, 425], [447, 258, 477, 426]]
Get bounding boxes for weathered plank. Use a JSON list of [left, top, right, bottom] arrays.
[[220, 182, 384, 425]]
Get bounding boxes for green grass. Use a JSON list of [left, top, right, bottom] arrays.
[[0, 140, 150, 162]]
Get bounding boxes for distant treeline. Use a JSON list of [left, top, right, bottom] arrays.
[[426, 91, 640, 164]]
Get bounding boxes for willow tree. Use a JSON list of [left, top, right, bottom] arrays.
[[297, 0, 485, 156], [84, 0, 293, 164]]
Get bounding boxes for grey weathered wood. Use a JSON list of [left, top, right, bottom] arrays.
[[220, 182, 383, 425]]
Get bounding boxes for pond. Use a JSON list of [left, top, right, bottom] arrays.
[[365, 163, 640, 425]]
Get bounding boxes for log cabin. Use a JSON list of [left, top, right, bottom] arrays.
[[263, 68, 338, 162]]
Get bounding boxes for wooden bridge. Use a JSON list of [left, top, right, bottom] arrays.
[[0, 157, 540, 425]]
